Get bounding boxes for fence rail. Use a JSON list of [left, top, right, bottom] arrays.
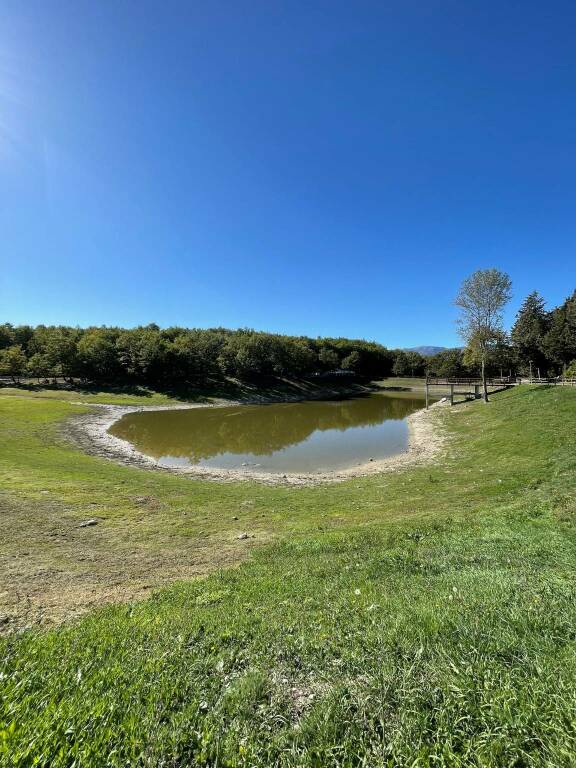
[[423, 375, 576, 408], [424, 378, 515, 408], [425, 377, 517, 386]]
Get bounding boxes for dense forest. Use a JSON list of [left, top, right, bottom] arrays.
[[0, 290, 574, 386]]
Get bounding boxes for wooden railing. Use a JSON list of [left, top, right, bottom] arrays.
[[424, 378, 515, 407]]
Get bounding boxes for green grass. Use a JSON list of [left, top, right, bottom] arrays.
[[0, 384, 189, 405], [0, 374, 373, 407], [1, 386, 576, 766], [375, 376, 429, 389]]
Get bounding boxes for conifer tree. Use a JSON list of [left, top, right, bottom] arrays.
[[510, 291, 549, 374], [542, 291, 576, 372]]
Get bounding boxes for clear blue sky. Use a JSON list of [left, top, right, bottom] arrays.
[[1, 1, 574, 347]]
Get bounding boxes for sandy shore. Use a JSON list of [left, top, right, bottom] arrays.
[[64, 396, 449, 486]]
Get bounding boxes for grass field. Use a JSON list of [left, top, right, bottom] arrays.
[[375, 377, 430, 389], [1, 385, 576, 765]]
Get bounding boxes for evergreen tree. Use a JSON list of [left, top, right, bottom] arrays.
[[542, 291, 576, 372], [510, 291, 549, 374]]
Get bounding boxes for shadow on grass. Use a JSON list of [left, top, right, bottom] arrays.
[[448, 383, 557, 409], [0, 375, 377, 404]]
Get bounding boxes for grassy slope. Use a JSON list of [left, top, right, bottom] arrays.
[[0, 374, 373, 406], [0, 385, 187, 405], [0, 386, 575, 765], [0, 379, 376, 627]]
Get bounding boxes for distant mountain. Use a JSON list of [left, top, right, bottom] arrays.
[[405, 346, 447, 357]]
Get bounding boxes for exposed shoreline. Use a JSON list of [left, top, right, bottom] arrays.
[[64, 389, 448, 486]]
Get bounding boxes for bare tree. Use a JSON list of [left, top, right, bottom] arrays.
[[455, 269, 512, 402]]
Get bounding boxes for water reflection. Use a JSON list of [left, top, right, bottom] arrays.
[[109, 392, 429, 473]]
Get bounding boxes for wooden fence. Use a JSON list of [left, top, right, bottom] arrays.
[[424, 377, 518, 408], [424, 376, 576, 408]]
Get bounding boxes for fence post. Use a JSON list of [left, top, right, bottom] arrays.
[[425, 374, 429, 410], [450, 384, 454, 406]]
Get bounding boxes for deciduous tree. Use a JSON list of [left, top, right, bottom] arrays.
[[318, 346, 340, 370], [455, 269, 512, 402], [0, 345, 27, 382]]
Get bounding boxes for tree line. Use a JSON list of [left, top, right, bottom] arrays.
[[0, 287, 574, 386], [0, 325, 397, 385], [395, 285, 576, 382]]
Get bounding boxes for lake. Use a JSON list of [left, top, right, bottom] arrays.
[[108, 391, 430, 474]]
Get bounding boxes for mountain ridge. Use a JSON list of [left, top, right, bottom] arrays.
[[404, 346, 447, 357]]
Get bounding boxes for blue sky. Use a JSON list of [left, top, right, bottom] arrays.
[[1, 1, 574, 347]]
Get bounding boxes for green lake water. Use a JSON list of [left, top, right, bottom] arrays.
[[108, 391, 430, 473]]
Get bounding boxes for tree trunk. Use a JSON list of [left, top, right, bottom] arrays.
[[482, 357, 489, 403]]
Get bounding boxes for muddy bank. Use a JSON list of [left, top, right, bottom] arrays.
[[64, 390, 448, 485]]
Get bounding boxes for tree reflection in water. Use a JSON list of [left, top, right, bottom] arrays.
[[109, 392, 430, 472]]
